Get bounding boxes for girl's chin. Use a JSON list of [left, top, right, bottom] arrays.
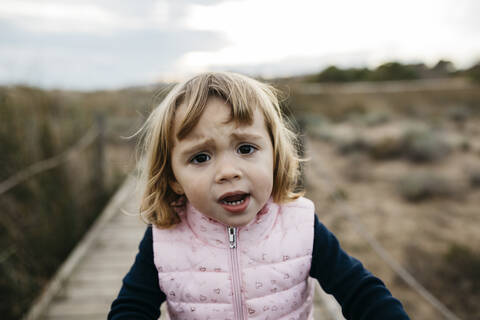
[[218, 210, 258, 228]]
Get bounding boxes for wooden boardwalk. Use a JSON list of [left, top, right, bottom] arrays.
[[24, 175, 345, 320]]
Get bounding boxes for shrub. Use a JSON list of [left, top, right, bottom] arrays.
[[311, 66, 371, 83], [459, 139, 471, 152], [404, 243, 480, 319], [403, 129, 451, 163], [313, 66, 348, 82], [361, 111, 391, 127], [368, 136, 405, 160], [343, 153, 370, 182], [300, 114, 329, 131], [397, 171, 454, 202], [309, 62, 423, 83], [303, 115, 335, 142], [309, 126, 336, 142], [368, 62, 419, 81], [339, 103, 368, 123], [328, 187, 349, 202], [446, 106, 470, 124], [337, 137, 369, 155], [445, 244, 480, 291], [465, 62, 480, 83], [468, 169, 480, 188]]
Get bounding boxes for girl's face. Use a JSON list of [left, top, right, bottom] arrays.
[[170, 96, 274, 227]]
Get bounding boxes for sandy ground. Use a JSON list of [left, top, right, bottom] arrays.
[[303, 119, 480, 319]]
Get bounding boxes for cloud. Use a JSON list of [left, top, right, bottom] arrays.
[[0, 0, 478, 89], [0, 0, 230, 89], [0, 18, 228, 89], [0, 0, 243, 33]]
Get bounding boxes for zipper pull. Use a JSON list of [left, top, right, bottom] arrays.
[[228, 227, 237, 249]]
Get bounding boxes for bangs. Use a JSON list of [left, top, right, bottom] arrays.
[[175, 73, 266, 140]]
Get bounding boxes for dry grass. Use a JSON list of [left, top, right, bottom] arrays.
[[294, 79, 480, 319], [0, 85, 159, 319]]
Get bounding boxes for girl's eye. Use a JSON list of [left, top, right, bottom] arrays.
[[237, 144, 256, 155], [191, 153, 210, 164]]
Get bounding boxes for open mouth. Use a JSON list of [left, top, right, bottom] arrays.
[[221, 193, 249, 205], [219, 192, 250, 213]]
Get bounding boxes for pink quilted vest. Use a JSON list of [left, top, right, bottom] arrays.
[[152, 197, 315, 320]]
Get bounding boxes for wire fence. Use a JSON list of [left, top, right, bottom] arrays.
[[0, 115, 113, 320], [0, 124, 101, 197]]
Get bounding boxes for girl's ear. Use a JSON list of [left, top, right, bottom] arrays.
[[169, 180, 184, 195]]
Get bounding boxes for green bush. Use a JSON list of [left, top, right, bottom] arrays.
[[310, 62, 420, 83], [368, 62, 419, 81], [311, 66, 371, 82]]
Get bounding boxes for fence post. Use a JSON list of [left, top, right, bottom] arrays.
[[296, 116, 307, 191], [94, 114, 105, 192]]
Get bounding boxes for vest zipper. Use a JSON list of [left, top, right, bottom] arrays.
[[228, 226, 245, 320]]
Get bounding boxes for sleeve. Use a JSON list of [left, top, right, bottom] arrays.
[[310, 214, 410, 320], [108, 225, 166, 320]]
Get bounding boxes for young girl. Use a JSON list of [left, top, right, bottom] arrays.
[[108, 72, 410, 319]]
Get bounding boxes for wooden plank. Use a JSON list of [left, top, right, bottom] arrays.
[[23, 175, 138, 320], [69, 270, 127, 282], [25, 171, 345, 320], [46, 301, 112, 318]]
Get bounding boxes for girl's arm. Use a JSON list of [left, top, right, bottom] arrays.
[[108, 226, 165, 320], [310, 215, 410, 320]]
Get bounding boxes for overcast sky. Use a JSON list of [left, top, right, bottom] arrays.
[[1, 0, 479, 90]]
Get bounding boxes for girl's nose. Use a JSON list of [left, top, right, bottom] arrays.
[[215, 157, 242, 183]]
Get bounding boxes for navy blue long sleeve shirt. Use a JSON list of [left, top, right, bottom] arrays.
[[108, 215, 410, 319]]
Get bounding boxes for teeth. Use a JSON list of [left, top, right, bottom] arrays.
[[222, 199, 245, 206]]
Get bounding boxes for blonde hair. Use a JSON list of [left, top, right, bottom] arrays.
[[138, 72, 303, 228]]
